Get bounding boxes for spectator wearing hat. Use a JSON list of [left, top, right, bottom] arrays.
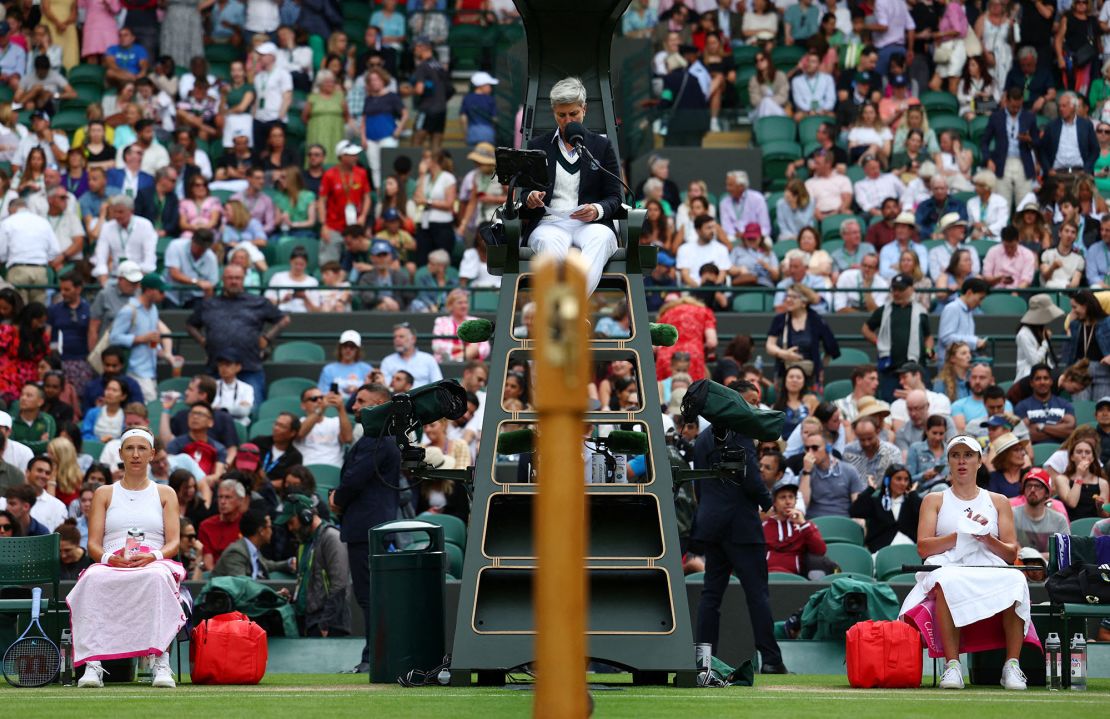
[[804, 147, 853, 221], [0, 198, 59, 305], [265, 245, 320, 313], [14, 108, 69, 170], [318, 141, 372, 265], [1014, 294, 1065, 382], [854, 155, 905, 217], [91, 196, 158, 285], [460, 71, 498, 147], [317, 330, 373, 401], [1012, 468, 1070, 557], [863, 273, 934, 401], [457, 143, 506, 237], [832, 252, 887, 313], [982, 225, 1037, 290], [928, 213, 981, 282], [0, 22, 27, 91], [986, 431, 1029, 497], [877, 212, 927, 280], [762, 477, 827, 577], [251, 42, 293, 149], [718, 170, 770, 240], [213, 349, 253, 425], [0, 412, 35, 475], [877, 73, 919, 126], [1015, 363, 1077, 444], [162, 230, 218, 309], [355, 239, 412, 311], [109, 273, 164, 403], [966, 170, 1010, 242], [186, 263, 290, 403], [728, 222, 779, 288], [834, 69, 876, 128]]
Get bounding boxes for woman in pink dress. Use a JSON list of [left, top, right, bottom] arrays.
[[431, 288, 492, 362], [78, 0, 121, 63], [654, 296, 717, 382]]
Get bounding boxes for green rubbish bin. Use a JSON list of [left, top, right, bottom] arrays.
[[368, 519, 447, 684]]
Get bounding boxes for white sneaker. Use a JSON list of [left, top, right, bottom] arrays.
[[709, 117, 722, 133], [939, 660, 964, 689], [1000, 659, 1027, 690], [77, 661, 106, 688], [151, 655, 176, 689]]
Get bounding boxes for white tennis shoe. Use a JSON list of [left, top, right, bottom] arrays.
[[77, 660, 106, 688], [1000, 659, 1027, 690], [151, 654, 176, 688], [939, 660, 964, 689]]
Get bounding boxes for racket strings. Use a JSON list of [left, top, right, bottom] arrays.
[[3, 638, 60, 687]]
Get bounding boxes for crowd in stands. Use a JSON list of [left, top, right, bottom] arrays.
[[0, 0, 1108, 649]]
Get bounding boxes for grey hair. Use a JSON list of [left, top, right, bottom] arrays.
[[727, 170, 749, 186], [929, 174, 949, 189], [1017, 46, 1037, 62], [549, 77, 587, 109], [314, 69, 336, 92], [109, 194, 135, 210], [783, 249, 806, 265], [154, 166, 175, 182], [1060, 91, 1078, 105], [839, 217, 861, 233], [8, 198, 25, 212], [643, 177, 664, 194], [219, 478, 246, 498], [428, 249, 451, 265]]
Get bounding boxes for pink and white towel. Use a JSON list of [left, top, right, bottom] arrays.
[[67, 560, 187, 666]]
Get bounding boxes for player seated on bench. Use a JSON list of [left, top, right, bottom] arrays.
[[900, 435, 1034, 691], [520, 76, 623, 296], [68, 427, 186, 689]]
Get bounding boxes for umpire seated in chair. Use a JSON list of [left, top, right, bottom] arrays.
[[519, 76, 623, 296]]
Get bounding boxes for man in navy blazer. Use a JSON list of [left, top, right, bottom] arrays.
[[691, 425, 787, 674], [520, 76, 623, 295], [980, 87, 1039, 211], [105, 144, 154, 198], [1040, 91, 1099, 177]]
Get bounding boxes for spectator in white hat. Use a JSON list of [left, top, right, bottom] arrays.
[[966, 170, 1010, 242], [316, 330, 374, 401], [461, 71, 498, 147], [251, 41, 293, 149]]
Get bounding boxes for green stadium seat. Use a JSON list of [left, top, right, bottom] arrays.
[[445, 542, 464, 579], [471, 290, 499, 312], [772, 239, 798, 260], [885, 572, 920, 583], [262, 263, 290, 287], [448, 24, 492, 72], [306, 464, 341, 492], [52, 108, 86, 133], [769, 571, 807, 582], [874, 544, 922, 581], [754, 116, 797, 144], [919, 91, 958, 116], [205, 44, 242, 65], [1032, 442, 1058, 466], [969, 115, 990, 143], [980, 294, 1027, 315], [819, 213, 857, 242], [67, 63, 106, 85], [929, 114, 968, 139], [0, 86, 11, 103], [798, 115, 826, 146], [417, 512, 467, 549], [825, 543, 874, 575], [817, 571, 876, 583], [732, 293, 770, 312], [1073, 400, 1096, 426], [269, 377, 318, 398], [822, 379, 852, 402], [812, 516, 865, 546], [157, 377, 193, 394], [249, 421, 274, 439], [1068, 517, 1100, 537], [272, 341, 326, 363], [771, 45, 805, 72], [72, 82, 103, 105], [497, 23, 525, 47], [257, 396, 305, 418], [735, 66, 755, 108], [829, 347, 873, 366], [82, 439, 105, 462], [684, 572, 740, 584], [967, 239, 994, 260], [822, 239, 844, 255]]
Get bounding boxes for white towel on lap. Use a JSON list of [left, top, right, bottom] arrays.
[[67, 561, 187, 666]]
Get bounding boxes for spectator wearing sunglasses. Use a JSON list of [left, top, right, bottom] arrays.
[[798, 433, 864, 519]]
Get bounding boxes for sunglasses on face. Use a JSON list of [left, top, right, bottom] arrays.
[[0, 523, 12, 531], [804, 445, 822, 452], [306, 395, 324, 402], [183, 533, 197, 539]]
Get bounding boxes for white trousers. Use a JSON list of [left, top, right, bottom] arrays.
[[529, 218, 617, 296]]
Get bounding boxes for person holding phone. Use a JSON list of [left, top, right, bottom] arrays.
[[981, 225, 1037, 290], [294, 385, 353, 466]]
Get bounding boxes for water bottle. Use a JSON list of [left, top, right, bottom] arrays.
[[1069, 633, 1087, 691], [136, 655, 153, 683], [59, 629, 73, 686], [1045, 632, 1061, 690]]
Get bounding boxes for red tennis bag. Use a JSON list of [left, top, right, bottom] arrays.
[[846, 620, 922, 688], [189, 611, 268, 685]]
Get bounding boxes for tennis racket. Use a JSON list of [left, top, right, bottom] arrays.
[[2, 587, 60, 687]]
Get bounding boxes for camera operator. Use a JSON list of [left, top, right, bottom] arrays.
[[692, 425, 787, 674], [329, 385, 401, 675]]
